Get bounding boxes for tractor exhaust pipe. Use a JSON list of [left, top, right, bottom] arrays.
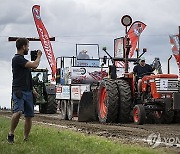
[[167, 55, 172, 74], [124, 37, 131, 73]]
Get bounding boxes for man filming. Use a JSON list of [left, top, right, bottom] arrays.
[[7, 38, 42, 143]]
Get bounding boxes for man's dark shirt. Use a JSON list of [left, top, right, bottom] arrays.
[[12, 54, 32, 91], [133, 64, 153, 80]]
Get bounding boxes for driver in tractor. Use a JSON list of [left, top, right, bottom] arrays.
[[33, 73, 41, 84], [132, 57, 154, 96]]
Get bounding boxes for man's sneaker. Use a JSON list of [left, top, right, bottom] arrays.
[[7, 134, 14, 144], [23, 138, 28, 142]]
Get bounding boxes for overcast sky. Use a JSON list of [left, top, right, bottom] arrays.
[[0, 0, 180, 108]]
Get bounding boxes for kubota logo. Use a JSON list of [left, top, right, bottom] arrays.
[[33, 8, 41, 20]]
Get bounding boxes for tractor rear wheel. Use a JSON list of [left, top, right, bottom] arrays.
[[39, 103, 47, 114], [153, 110, 174, 124], [46, 94, 57, 114], [133, 104, 146, 125], [59, 100, 68, 120], [116, 79, 132, 123], [97, 79, 119, 123]]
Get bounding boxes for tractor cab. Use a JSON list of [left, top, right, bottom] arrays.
[[31, 68, 49, 84]]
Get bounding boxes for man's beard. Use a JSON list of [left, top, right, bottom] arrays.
[[24, 49, 28, 55]]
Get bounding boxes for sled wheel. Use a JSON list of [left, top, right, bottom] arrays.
[[78, 91, 97, 122], [133, 104, 146, 125], [67, 100, 73, 120], [60, 100, 68, 120]]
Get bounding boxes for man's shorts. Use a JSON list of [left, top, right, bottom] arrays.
[[12, 90, 34, 117]]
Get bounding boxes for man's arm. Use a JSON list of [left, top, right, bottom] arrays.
[[25, 50, 42, 69]]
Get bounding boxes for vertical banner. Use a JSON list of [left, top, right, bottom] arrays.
[[125, 21, 146, 58], [32, 5, 56, 79], [114, 37, 124, 58], [169, 35, 180, 68], [114, 37, 125, 67]]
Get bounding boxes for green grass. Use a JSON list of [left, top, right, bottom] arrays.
[[0, 116, 166, 154]]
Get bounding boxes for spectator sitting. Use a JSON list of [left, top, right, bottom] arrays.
[[77, 50, 90, 59]]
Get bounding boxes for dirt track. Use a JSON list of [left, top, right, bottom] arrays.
[[1, 110, 180, 153]]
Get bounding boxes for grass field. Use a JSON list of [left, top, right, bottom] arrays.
[[0, 116, 167, 154]]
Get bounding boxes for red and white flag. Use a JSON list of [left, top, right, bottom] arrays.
[[32, 5, 56, 79], [169, 35, 180, 68], [125, 21, 146, 58]]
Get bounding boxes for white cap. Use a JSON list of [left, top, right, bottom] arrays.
[[82, 49, 87, 53]]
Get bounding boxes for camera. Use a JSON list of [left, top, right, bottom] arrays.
[[31, 50, 38, 61]]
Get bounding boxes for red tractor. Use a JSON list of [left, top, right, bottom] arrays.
[[95, 43, 180, 125], [93, 16, 180, 125], [133, 72, 179, 124]]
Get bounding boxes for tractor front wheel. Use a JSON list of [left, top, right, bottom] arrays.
[[133, 104, 146, 125]]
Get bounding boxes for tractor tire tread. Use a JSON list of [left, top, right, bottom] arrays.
[[116, 79, 132, 123]]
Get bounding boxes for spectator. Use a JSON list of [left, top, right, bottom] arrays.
[[7, 38, 42, 143], [77, 49, 90, 59]]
